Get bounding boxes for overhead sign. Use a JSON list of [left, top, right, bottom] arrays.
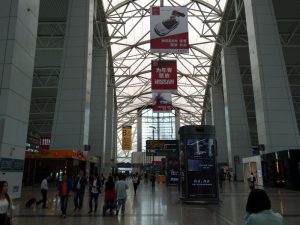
[[152, 91, 172, 112], [146, 140, 178, 156], [151, 60, 177, 92], [122, 126, 132, 150], [150, 6, 189, 53]]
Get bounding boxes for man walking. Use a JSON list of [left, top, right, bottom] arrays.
[[88, 173, 101, 214], [248, 172, 256, 191], [115, 174, 128, 215], [73, 170, 87, 211], [36, 175, 49, 208]]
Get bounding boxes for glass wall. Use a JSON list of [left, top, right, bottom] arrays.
[[141, 109, 176, 152]]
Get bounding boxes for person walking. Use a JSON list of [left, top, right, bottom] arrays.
[[58, 174, 73, 218], [242, 189, 283, 225], [36, 175, 49, 208], [88, 173, 101, 214], [73, 170, 87, 211], [100, 173, 106, 186], [248, 172, 256, 191], [132, 174, 139, 195], [103, 176, 116, 216], [0, 181, 13, 225], [115, 174, 128, 215], [219, 171, 225, 189], [150, 173, 156, 189]]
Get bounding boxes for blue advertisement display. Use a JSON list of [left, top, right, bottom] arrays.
[[186, 138, 218, 199], [166, 154, 179, 185]]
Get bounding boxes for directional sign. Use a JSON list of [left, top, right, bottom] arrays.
[[146, 140, 178, 156]]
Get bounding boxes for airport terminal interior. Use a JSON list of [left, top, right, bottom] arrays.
[[0, 0, 300, 224]]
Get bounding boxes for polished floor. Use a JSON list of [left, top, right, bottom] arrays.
[[12, 180, 300, 225]]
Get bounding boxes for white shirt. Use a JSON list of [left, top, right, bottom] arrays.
[[0, 198, 10, 214], [91, 179, 99, 194], [77, 177, 82, 190], [41, 178, 48, 190], [248, 175, 255, 182]]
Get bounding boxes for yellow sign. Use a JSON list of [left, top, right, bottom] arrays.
[[122, 126, 132, 150]]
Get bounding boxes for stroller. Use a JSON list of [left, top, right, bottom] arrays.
[[103, 189, 117, 216]]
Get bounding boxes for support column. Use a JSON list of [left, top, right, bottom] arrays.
[[103, 81, 114, 174], [112, 104, 118, 159], [244, 0, 300, 151], [137, 110, 142, 152], [0, 0, 40, 198], [175, 110, 181, 139], [51, 0, 94, 150], [210, 85, 228, 165], [221, 47, 252, 181], [204, 110, 212, 125], [89, 49, 108, 173]]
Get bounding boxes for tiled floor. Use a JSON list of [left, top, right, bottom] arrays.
[[12, 180, 300, 225]]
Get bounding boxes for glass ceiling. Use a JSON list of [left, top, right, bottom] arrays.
[[102, 0, 227, 161]]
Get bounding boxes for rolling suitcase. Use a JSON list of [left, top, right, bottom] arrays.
[[25, 198, 36, 208]]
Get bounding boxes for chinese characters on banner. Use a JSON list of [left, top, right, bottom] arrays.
[[150, 6, 189, 53], [151, 60, 177, 112], [151, 60, 177, 92], [122, 126, 132, 150]]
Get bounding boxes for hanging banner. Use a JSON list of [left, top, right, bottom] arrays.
[[152, 92, 172, 112], [122, 126, 132, 150], [151, 60, 177, 92], [150, 6, 189, 53]]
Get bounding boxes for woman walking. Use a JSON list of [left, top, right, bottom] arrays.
[[0, 181, 13, 225], [103, 176, 116, 215]]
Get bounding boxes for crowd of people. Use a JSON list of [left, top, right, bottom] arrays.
[[33, 171, 140, 218], [0, 170, 283, 225]]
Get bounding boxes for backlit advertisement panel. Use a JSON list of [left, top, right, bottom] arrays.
[[186, 138, 218, 198]]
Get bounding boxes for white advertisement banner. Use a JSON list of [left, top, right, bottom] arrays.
[[150, 6, 189, 53]]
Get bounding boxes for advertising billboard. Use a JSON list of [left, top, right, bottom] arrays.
[[122, 126, 132, 150], [167, 154, 180, 185], [151, 60, 177, 92], [150, 6, 189, 53], [152, 91, 172, 112], [186, 138, 218, 198]]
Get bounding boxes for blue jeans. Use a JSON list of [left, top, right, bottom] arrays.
[[117, 198, 126, 213], [74, 190, 84, 209], [60, 196, 68, 215], [89, 193, 99, 212]]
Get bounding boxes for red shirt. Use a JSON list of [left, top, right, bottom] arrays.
[[61, 181, 68, 196]]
